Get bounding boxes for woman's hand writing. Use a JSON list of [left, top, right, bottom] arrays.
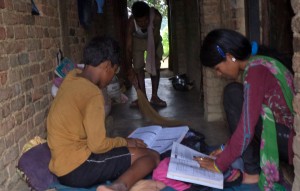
[[210, 147, 223, 157], [193, 157, 219, 173]]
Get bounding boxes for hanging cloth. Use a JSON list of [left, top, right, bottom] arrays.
[[95, 0, 105, 14], [145, 8, 157, 76], [31, 0, 40, 15], [77, 0, 93, 29]]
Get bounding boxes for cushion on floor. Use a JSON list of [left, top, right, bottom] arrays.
[[16, 140, 175, 191], [17, 142, 59, 191]]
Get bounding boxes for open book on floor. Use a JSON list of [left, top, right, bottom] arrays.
[[167, 142, 224, 189], [128, 125, 189, 154]]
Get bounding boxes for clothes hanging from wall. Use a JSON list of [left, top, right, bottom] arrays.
[[95, 0, 105, 14], [77, 0, 94, 29], [31, 0, 40, 15], [77, 0, 105, 29]]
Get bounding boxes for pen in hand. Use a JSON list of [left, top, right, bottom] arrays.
[[193, 156, 219, 172], [193, 155, 215, 160]]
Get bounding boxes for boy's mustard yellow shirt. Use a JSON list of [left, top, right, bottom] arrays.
[[47, 69, 127, 177]]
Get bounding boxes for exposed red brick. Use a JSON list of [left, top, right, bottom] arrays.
[[4, 0, 13, 10], [32, 88, 43, 101], [294, 94, 300, 115], [28, 51, 37, 62], [294, 75, 300, 93], [5, 41, 25, 54], [295, 35, 300, 52], [14, 26, 27, 39], [0, 0, 5, 9], [0, 86, 12, 102], [2, 12, 19, 25], [0, 27, 6, 40], [6, 26, 14, 39], [293, 54, 300, 73], [41, 38, 52, 49], [0, 72, 7, 86], [30, 64, 41, 76], [0, 57, 9, 71]]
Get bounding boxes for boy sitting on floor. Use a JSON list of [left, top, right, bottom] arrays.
[[47, 36, 160, 191]]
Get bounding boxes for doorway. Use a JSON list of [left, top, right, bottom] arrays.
[[246, 0, 294, 72], [127, 0, 170, 69]]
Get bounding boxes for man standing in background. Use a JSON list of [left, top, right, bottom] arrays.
[[126, 1, 167, 107]]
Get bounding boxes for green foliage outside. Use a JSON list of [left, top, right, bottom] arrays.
[[161, 25, 169, 57], [127, 0, 167, 17]]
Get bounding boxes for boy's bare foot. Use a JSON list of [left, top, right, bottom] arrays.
[[97, 182, 127, 191], [97, 186, 113, 191], [242, 172, 259, 184], [130, 180, 166, 191]]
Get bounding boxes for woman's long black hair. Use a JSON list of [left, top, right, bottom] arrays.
[[200, 28, 294, 74], [200, 29, 251, 68]]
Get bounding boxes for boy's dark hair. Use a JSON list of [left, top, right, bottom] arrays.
[[83, 36, 120, 67], [132, 1, 150, 18], [200, 29, 251, 68]]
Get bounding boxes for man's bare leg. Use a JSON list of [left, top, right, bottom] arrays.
[[136, 70, 146, 96], [150, 69, 166, 107], [130, 70, 147, 107], [97, 148, 160, 191], [150, 69, 160, 98]]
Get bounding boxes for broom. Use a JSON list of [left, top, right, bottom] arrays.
[[130, 72, 189, 127]]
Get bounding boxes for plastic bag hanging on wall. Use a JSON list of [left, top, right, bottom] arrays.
[[95, 0, 105, 14], [31, 0, 40, 15], [77, 0, 93, 29]]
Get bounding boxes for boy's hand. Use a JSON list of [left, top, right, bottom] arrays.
[[126, 138, 147, 148]]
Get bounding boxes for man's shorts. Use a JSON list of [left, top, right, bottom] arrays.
[[132, 35, 163, 72], [58, 147, 131, 188]]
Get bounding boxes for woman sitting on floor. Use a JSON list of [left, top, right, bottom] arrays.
[[196, 28, 295, 190]]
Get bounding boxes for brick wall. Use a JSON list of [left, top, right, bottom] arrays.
[[200, 0, 245, 121], [200, 0, 300, 188], [0, 0, 60, 188], [0, 0, 127, 189], [200, 0, 224, 121], [59, 0, 89, 63], [220, 0, 245, 34], [291, 0, 300, 189]]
